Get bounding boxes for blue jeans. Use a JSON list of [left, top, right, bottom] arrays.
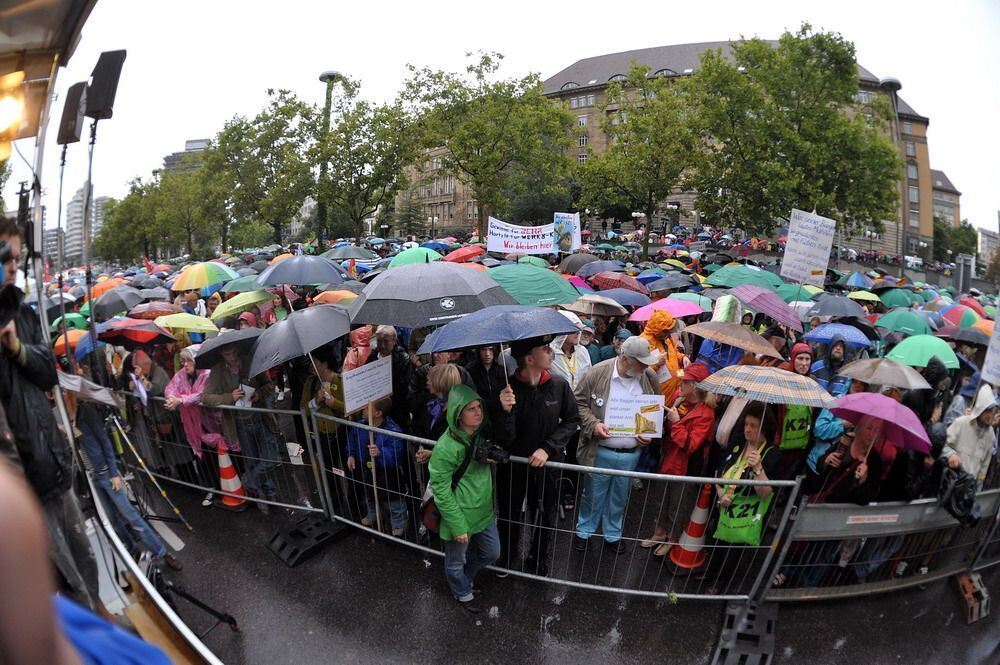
[[442, 522, 500, 601], [576, 447, 640, 543], [365, 494, 409, 529], [94, 472, 166, 558], [236, 416, 281, 498]]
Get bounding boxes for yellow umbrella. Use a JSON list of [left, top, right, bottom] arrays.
[[664, 259, 687, 268], [270, 252, 294, 264], [211, 290, 274, 321], [847, 290, 881, 303], [154, 313, 218, 333]]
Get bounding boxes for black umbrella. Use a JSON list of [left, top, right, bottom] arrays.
[[575, 260, 625, 278], [359, 267, 387, 283], [257, 255, 346, 286], [322, 245, 377, 261], [349, 262, 517, 328], [699, 288, 729, 301], [647, 273, 695, 292], [558, 253, 599, 275], [416, 305, 579, 354], [131, 275, 162, 289], [236, 268, 259, 277], [805, 294, 866, 320], [951, 327, 991, 348], [248, 260, 269, 272], [92, 287, 144, 321], [139, 287, 171, 301], [195, 327, 265, 370], [248, 305, 351, 377]]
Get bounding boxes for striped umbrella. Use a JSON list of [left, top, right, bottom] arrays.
[[128, 301, 184, 320], [684, 321, 783, 360], [171, 262, 239, 291], [589, 271, 649, 295], [941, 304, 981, 329], [729, 284, 803, 332], [972, 319, 994, 337], [959, 297, 988, 319], [697, 365, 836, 408]]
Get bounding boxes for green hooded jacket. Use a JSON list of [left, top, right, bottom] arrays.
[[427, 384, 495, 541]]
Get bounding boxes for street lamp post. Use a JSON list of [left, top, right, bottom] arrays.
[[879, 77, 904, 277], [317, 70, 345, 244]]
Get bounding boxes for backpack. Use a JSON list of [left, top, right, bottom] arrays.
[[419, 443, 474, 534], [938, 466, 981, 527]]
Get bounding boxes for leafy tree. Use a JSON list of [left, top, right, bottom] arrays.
[[394, 191, 424, 237], [404, 52, 573, 238], [685, 24, 900, 238], [506, 173, 575, 225], [156, 167, 209, 256], [984, 251, 1000, 286], [93, 178, 161, 262], [577, 63, 698, 258], [933, 217, 979, 263], [211, 89, 316, 245], [313, 82, 416, 244]]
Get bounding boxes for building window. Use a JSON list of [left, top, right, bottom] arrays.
[[909, 217, 920, 228], [907, 163, 917, 179], [903, 121, 912, 134], [909, 185, 919, 203], [578, 135, 588, 147], [560, 82, 579, 90], [654, 68, 678, 77], [578, 154, 588, 163], [570, 97, 578, 109], [855, 90, 871, 103], [608, 74, 627, 82], [577, 115, 587, 126], [905, 142, 915, 157], [586, 94, 595, 106]]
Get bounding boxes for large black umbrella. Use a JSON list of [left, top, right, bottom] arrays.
[[131, 275, 162, 289], [236, 268, 258, 277], [248, 260, 269, 272], [416, 305, 579, 354], [194, 327, 265, 370], [257, 255, 346, 286], [92, 287, 144, 321], [248, 305, 351, 377], [349, 262, 516, 328], [647, 273, 695, 292], [575, 260, 625, 278], [323, 245, 377, 261], [805, 294, 866, 320], [558, 253, 599, 275], [139, 287, 171, 301]]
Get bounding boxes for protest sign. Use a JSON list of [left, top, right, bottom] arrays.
[[780, 209, 837, 286], [604, 394, 666, 438], [342, 355, 393, 414], [553, 212, 582, 253], [981, 319, 1000, 386], [487, 216, 555, 254]]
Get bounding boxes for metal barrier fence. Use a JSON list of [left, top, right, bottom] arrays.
[[108, 391, 1000, 604]]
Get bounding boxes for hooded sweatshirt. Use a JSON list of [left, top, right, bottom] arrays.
[[944, 372, 981, 427], [427, 384, 496, 541], [642, 310, 685, 398], [342, 326, 373, 372], [944, 384, 997, 482], [810, 334, 850, 397], [549, 334, 592, 391]]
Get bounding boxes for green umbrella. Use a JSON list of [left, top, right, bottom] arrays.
[[917, 290, 938, 302], [221, 274, 264, 293], [705, 264, 784, 290], [596, 243, 616, 251], [776, 284, 823, 303], [879, 288, 919, 309], [701, 263, 722, 274], [211, 290, 275, 321], [78, 301, 91, 317], [984, 305, 996, 319], [51, 313, 88, 331], [487, 264, 582, 307], [666, 292, 713, 312], [876, 308, 932, 335], [388, 246, 441, 268], [887, 334, 959, 369], [155, 313, 219, 333], [513, 256, 549, 269]]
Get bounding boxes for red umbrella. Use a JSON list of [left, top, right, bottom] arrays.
[[729, 284, 803, 332], [128, 301, 183, 320], [831, 393, 930, 453], [97, 317, 175, 349], [442, 245, 485, 263], [959, 297, 988, 319], [589, 271, 649, 295]]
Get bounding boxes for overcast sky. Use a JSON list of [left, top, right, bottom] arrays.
[[6, 0, 999, 233]]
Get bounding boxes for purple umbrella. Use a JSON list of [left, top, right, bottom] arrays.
[[729, 284, 803, 332], [831, 393, 930, 453]]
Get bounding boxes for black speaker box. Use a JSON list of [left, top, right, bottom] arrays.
[[85, 50, 126, 120], [57, 81, 87, 145]]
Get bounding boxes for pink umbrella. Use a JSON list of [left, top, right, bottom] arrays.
[[564, 275, 594, 292], [629, 298, 702, 322], [831, 393, 930, 453], [730, 284, 803, 332]]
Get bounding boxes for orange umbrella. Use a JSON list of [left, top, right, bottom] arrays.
[[53, 329, 87, 355], [443, 245, 485, 263], [458, 262, 488, 271], [270, 253, 294, 264], [313, 290, 358, 305], [973, 319, 994, 336], [88, 277, 125, 300]]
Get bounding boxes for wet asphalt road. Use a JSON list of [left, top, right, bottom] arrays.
[[154, 485, 1000, 665]]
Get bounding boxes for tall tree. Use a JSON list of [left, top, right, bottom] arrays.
[[577, 63, 698, 259], [685, 24, 900, 237], [404, 52, 573, 238], [313, 82, 416, 243], [394, 191, 424, 237], [156, 167, 209, 257], [211, 90, 316, 245], [93, 178, 161, 262]]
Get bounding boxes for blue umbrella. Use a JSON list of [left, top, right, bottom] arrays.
[[575, 260, 625, 278], [421, 241, 450, 252], [697, 232, 712, 239], [804, 323, 873, 348], [844, 271, 873, 289], [417, 305, 580, 354], [594, 288, 652, 308]]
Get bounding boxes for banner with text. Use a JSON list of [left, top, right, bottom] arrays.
[[487, 217, 555, 255], [981, 317, 1000, 386], [779, 209, 837, 286], [553, 212, 582, 253]]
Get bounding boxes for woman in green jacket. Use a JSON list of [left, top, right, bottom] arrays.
[[428, 384, 500, 614]]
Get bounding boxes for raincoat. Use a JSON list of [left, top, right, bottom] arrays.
[[810, 334, 850, 397], [642, 310, 686, 399], [944, 385, 998, 483], [164, 368, 230, 457], [342, 326, 373, 372], [427, 384, 495, 541]]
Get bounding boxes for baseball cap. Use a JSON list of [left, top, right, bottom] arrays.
[[614, 328, 633, 341], [680, 361, 710, 383], [510, 335, 555, 360], [579, 318, 596, 334], [620, 336, 661, 366]]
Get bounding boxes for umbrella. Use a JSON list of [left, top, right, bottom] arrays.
[[127, 301, 184, 320], [88, 277, 126, 299], [959, 297, 988, 319], [92, 287, 144, 321], [697, 365, 836, 408], [421, 241, 451, 253], [237, 268, 259, 277], [139, 287, 171, 301], [51, 313, 88, 331], [349, 262, 516, 328], [876, 309, 933, 336], [193, 327, 265, 370], [419, 305, 580, 354], [635, 268, 669, 285], [154, 313, 218, 334], [323, 245, 377, 261], [270, 252, 295, 264], [221, 274, 266, 293], [683, 322, 783, 360], [488, 264, 582, 307], [886, 334, 960, 369], [942, 305, 981, 329], [667, 292, 713, 312], [946, 327, 991, 348], [846, 290, 881, 303], [575, 260, 625, 278], [257, 255, 345, 287], [562, 294, 628, 318], [629, 298, 703, 322], [924, 297, 954, 312], [248, 305, 351, 377], [313, 290, 359, 305], [131, 275, 162, 289], [805, 295, 866, 320], [595, 288, 652, 308], [97, 318, 175, 349], [841, 272, 873, 289], [558, 253, 600, 274], [248, 260, 269, 272], [646, 273, 695, 292], [804, 323, 874, 348], [388, 246, 442, 267], [171, 262, 239, 291], [211, 290, 275, 321], [879, 288, 921, 309], [729, 284, 803, 332], [776, 284, 823, 303], [590, 271, 648, 295], [972, 319, 994, 337], [442, 245, 485, 263], [705, 265, 784, 290], [512, 256, 549, 269], [831, 393, 930, 453], [53, 329, 87, 355], [838, 358, 931, 390]]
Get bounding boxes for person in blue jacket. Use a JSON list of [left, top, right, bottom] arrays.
[[347, 396, 409, 536]]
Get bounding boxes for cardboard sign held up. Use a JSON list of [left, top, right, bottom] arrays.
[[342, 355, 393, 415], [604, 394, 665, 438]]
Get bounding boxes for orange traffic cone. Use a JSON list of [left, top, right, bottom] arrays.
[[217, 445, 247, 512], [668, 483, 713, 575]]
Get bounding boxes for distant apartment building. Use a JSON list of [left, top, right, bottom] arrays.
[[63, 186, 86, 265], [396, 147, 477, 238], [931, 169, 961, 228], [43, 226, 63, 264], [162, 139, 209, 172], [91, 195, 111, 240], [978, 228, 999, 270]]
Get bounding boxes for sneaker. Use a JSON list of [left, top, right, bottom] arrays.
[[201, 492, 214, 507], [163, 553, 183, 571], [361, 516, 374, 527], [391, 528, 405, 537], [604, 539, 628, 555], [573, 536, 589, 552], [458, 598, 483, 615]]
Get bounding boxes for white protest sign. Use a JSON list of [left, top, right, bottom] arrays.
[[780, 209, 837, 286], [604, 394, 666, 438], [342, 355, 393, 414], [981, 320, 1000, 386], [553, 212, 582, 253], [487, 216, 555, 255]]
